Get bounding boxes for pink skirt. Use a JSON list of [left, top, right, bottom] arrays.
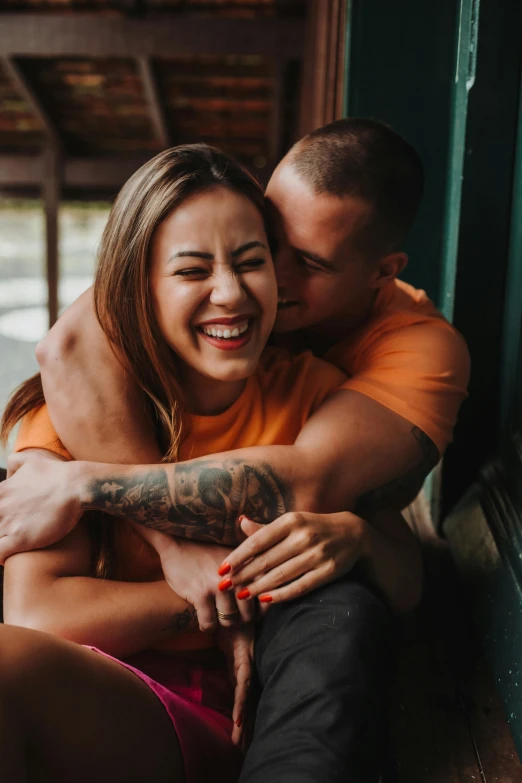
[[88, 646, 243, 783]]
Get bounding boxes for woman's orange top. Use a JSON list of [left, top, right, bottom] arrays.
[[15, 349, 346, 651]]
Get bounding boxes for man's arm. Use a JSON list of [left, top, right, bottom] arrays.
[[2, 449, 424, 613], [38, 291, 438, 526], [37, 288, 161, 460], [69, 386, 436, 544]]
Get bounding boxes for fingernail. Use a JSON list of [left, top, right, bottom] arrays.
[[259, 594, 273, 603], [218, 562, 231, 576], [218, 577, 232, 592], [236, 714, 243, 728], [236, 588, 251, 600], [239, 514, 253, 523]]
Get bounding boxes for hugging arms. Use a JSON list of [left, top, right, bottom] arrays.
[[5, 303, 429, 625]]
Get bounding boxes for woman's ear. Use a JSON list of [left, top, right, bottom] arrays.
[[371, 252, 408, 288]]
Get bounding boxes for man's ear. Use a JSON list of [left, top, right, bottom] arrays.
[[370, 252, 408, 288]]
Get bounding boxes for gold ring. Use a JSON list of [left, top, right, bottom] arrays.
[[217, 609, 240, 621]]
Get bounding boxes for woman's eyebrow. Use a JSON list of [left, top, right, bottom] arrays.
[[169, 250, 213, 261], [231, 241, 267, 258], [169, 240, 266, 262]]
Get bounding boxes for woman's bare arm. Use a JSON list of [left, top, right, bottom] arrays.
[[2, 447, 197, 658], [3, 518, 197, 659]]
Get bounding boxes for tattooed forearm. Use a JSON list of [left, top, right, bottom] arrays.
[[163, 607, 198, 634], [84, 459, 293, 545], [356, 426, 439, 514]]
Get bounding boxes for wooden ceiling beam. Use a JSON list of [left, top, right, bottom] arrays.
[[2, 56, 62, 151], [0, 154, 151, 190], [137, 57, 171, 149], [0, 14, 305, 60]]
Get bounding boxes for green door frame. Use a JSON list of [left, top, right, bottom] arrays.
[[439, 0, 480, 322]]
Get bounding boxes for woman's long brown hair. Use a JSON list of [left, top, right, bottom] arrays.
[[1, 144, 269, 576]]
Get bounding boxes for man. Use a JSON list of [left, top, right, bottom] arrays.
[[1, 118, 469, 781]]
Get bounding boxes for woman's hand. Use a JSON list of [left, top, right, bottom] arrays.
[[216, 624, 255, 747], [155, 535, 256, 633], [0, 450, 81, 562], [217, 511, 368, 604]]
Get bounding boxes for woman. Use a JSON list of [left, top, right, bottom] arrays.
[[0, 144, 345, 782]]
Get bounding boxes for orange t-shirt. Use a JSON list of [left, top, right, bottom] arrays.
[[323, 279, 470, 455], [15, 349, 346, 651]]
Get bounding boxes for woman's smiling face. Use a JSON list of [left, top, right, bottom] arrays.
[[149, 186, 277, 392]]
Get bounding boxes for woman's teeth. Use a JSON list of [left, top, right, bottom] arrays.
[[201, 320, 249, 339]]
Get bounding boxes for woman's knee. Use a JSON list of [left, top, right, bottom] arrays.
[[0, 624, 66, 698]]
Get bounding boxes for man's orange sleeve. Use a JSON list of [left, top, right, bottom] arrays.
[[339, 321, 470, 455]]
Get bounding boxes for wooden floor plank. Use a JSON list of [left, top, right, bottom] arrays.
[[459, 655, 522, 782], [388, 614, 481, 781], [387, 518, 522, 782]]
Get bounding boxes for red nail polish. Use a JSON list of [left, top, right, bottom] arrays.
[[218, 562, 231, 576], [218, 577, 232, 592], [236, 714, 243, 728], [259, 594, 273, 603], [238, 514, 246, 523], [237, 588, 251, 600]]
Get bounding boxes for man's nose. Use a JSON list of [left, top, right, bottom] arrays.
[[273, 247, 294, 288], [209, 270, 248, 309]]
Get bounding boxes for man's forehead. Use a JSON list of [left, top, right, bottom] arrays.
[[266, 163, 370, 247]]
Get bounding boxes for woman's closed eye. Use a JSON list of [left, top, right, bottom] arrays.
[[174, 267, 209, 279], [235, 257, 266, 272], [174, 258, 265, 279]]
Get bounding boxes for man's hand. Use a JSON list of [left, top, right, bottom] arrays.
[[216, 624, 255, 747], [218, 511, 368, 604], [0, 450, 81, 562], [152, 533, 255, 633]]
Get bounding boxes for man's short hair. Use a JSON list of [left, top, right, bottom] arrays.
[[289, 117, 424, 258]]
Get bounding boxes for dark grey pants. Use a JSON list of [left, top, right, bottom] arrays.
[[239, 576, 393, 783]]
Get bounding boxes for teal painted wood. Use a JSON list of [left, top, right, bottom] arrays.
[[499, 72, 522, 442], [345, 0, 458, 302], [344, 0, 471, 517], [439, 0, 480, 321], [441, 0, 522, 512]]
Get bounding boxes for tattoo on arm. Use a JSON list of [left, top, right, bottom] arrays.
[[85, 459, 292, 545], [355, 426, 439, 514], [163, 607, 198, 634]]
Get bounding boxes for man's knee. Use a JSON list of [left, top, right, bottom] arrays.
[[255, 575, 394, 691], [261, 576, 391, 647]]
